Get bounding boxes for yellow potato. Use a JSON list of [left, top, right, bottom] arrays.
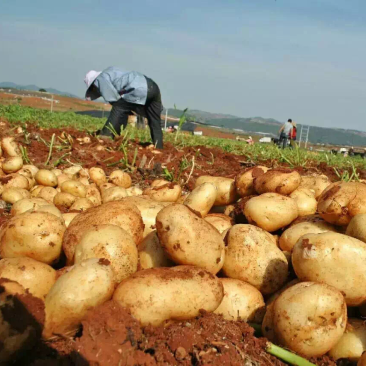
[[0, 211, 65, 264], [37, 187, 58, 203], [292, 232, 366, 306], [17, 167, 33, 179], [113, 266, 224, 326], [89, 167, 107, 186], [223, 224, 288, 295], [99, 182, 116, 192], [204, 214, 233, 234], [244, 193, 298, 232], [62, 212, 79, 228], [70, 198, 94, 211], [22, 164, 39, 177], [109, 170, 132, 188], [10, 197, 49, 216], [85, 183, 102, 206], [0, 257, 56, 299], [74, 225, 138, 282], [2, 188, 30, 204], [138, 231, 173, 270], [183, 182, 217, 217], [63, 166, 82, 176], [26, 204, 63, 219], [254, 169, 301, 195], [195, 176, 236, 206], [56, 173, 72, 187], [3, 174, 29, 190], [30, 185, 45, 197], [43, 258, 115, 339], [51, 168, 63, 177], [2, 156, 23, 174], [126, 186, 143, 197], [35, 169, 58, 187], [156, 204, 225, 274], [53, 192, 77, 208], [346, 213, 366, 243], [102, 186, 128, 203], [143, 182, 182, 202], [1, 137, 21, 157], [298, 174, 331, 199], [214, 278, 265, 322], [60, 180, 86, 198], [235, 166, 269, 197], [290, 188, 317, 216]]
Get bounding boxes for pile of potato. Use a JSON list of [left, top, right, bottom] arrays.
[[2, 136, 366, 363]]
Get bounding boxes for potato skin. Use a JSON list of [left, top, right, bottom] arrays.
[[62, 201, 144, 263], [290, 188, 317, 217], [156, 204, 225, 274], [143, 182, 182, 203], [299, 174, 331, 199], [292, 232, 366, 306], [183, 182, 217, 217], [214, 278, 265, 323], [244, 193, 298, 232], [10, 197, 49, 216], [43, 258, 115, 339], [254, 169, 301, 195], [113, 266, 224, 326], [2, 188, 30, 204], [318, 182, 366, 226], [0, 211, 65, 264], [271, 282, 347, 357], [346, 213, 366, 243], [35, 169, 58, 187], [223, 225, 288, 295], [204, 214, 233, 234], [2, 156, 23, 174], [235, 166, 269, 197], [195, 176, 236, 206], [0, 257, 56, 299], [109, 170, 132, 188]]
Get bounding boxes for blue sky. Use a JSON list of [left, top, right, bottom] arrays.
[[1, 0, 365, 129]]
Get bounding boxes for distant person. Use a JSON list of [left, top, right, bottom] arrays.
[[289, 121, 297, 149], [84, 67, 164, 149], [349, 146, 355, 156], [245, 136, 254, 145], [278, 119, 293, 149]]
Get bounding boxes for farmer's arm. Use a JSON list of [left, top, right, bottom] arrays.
[[279, 125, 284, 133], [94, 75, 121, 103]]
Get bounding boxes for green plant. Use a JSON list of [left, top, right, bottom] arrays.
[[162, 167, 174, 182], [174, 105, 188, 142]]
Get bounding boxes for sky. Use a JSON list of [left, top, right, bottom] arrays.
[[1, 0, 366, 130]]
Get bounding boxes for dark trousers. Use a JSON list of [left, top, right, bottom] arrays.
[[279, 132, 288, 149], [100, 76, 164, 149]]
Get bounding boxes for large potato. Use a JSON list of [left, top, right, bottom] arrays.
[[3, 174, 29, 190], [279, 221, 336, 252], [109, 170, 132, 188], [204, 214, 233, 234], [156, 204, 225, 274], [60, 180, 86, 198], [244, 193, 298, 232], [235, 166, 269, 197], [329, 319, 366, 361], [214, 278, 265, 323], [195, 176, 236, 206], [0, 257, 56, 299], [290, 188, 317, 216], [62, 201, 144, 262], [26, 204, 63, 219], [254, 169, 301, 195], [35, 169, 57, 187], [2, 188, 30, 204], [89, 167, 107, 186], [270, 282, 347, 357], [183, 182, 217, 217], [292, 232, 366, 306], [113, 266, 224, 326], [318, 182, 366, 225], [1, 137, 21, 157], [2, 156, 23, 174], [223, 225, 288, 294], [74, 224, 138, 282], [43, 258, 115, 339], [0, 211, 66, 264], [346, 214, 366, 243], [10, 197, 49, 216], [299, 174, 331, 199], [138, 231, 173, 270], [143, 181, 182, 203], [53, 192, 77, 208]]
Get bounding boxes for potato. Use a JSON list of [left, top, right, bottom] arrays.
[[35, 169, 57, 187], [0, 211, 66, 264], [89, 167, 107, 186], [60, 180, 86, 198], [143, 182, 182, 203], [0, 257, 56, 299], [235, 166, 269, 197], [122, 196, 169, 237], [99, 182, 116, 192], [183, 182, 217, 217], [62, 201, 144, 262], [56, 173, 71, 187], [269, 282, 347, 357], [318, 182, 366, 225], [126, 186, 143, 197], [293, 232, 366, 306], [156, 204, 225, 274], [51, 168, 62, 177], [214, 278, 265, 322], [195, 176, 236, 206], [27, 204, 63, 219], [346, 213, 366, 243], [138, 231, 173, 270], [290, 188, 317, 216], [37, 187, 58, 203], [254, 169, 301, 195], [63, 166, 82, 176], [204, 214, 233, 234], [279, 221, 336, 252], [102, 186, 128, 203], [43, 258, 115, 338], [244, 193, 298, 232], [74, 225, 138, 282], [30, 185, 44, 197], [1, 137, 21, 157], [53, 192, 77, 208], [329, 319, 366, 361], [22, 164, 39, 177], [17, 167, 33, 179], [109, 170, 132, 188], [2, 156, 23, 174], [299, 174, 331, 199], [2, 188, 30, 204], [86, 183, 102, 206], [223, 225, 288, 295], [3, 174, 29, 190], [70, 198, 94, 211], [113, 266, 224, 326], [62, 212, 79, 228], [11, 197, 49, 216]]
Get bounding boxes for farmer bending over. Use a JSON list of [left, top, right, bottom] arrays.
[[84, 67, 163, 149]]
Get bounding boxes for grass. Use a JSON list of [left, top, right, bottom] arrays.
[[1, 104, 366, 171]]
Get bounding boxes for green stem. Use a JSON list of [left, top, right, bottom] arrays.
[[266, 343, 316, 366], [45, 133, 56, 165]]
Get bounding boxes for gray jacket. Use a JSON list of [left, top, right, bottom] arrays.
[[93, 66, 148, 105]]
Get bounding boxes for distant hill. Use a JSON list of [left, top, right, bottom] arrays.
[[0, 82, 79, 98]]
